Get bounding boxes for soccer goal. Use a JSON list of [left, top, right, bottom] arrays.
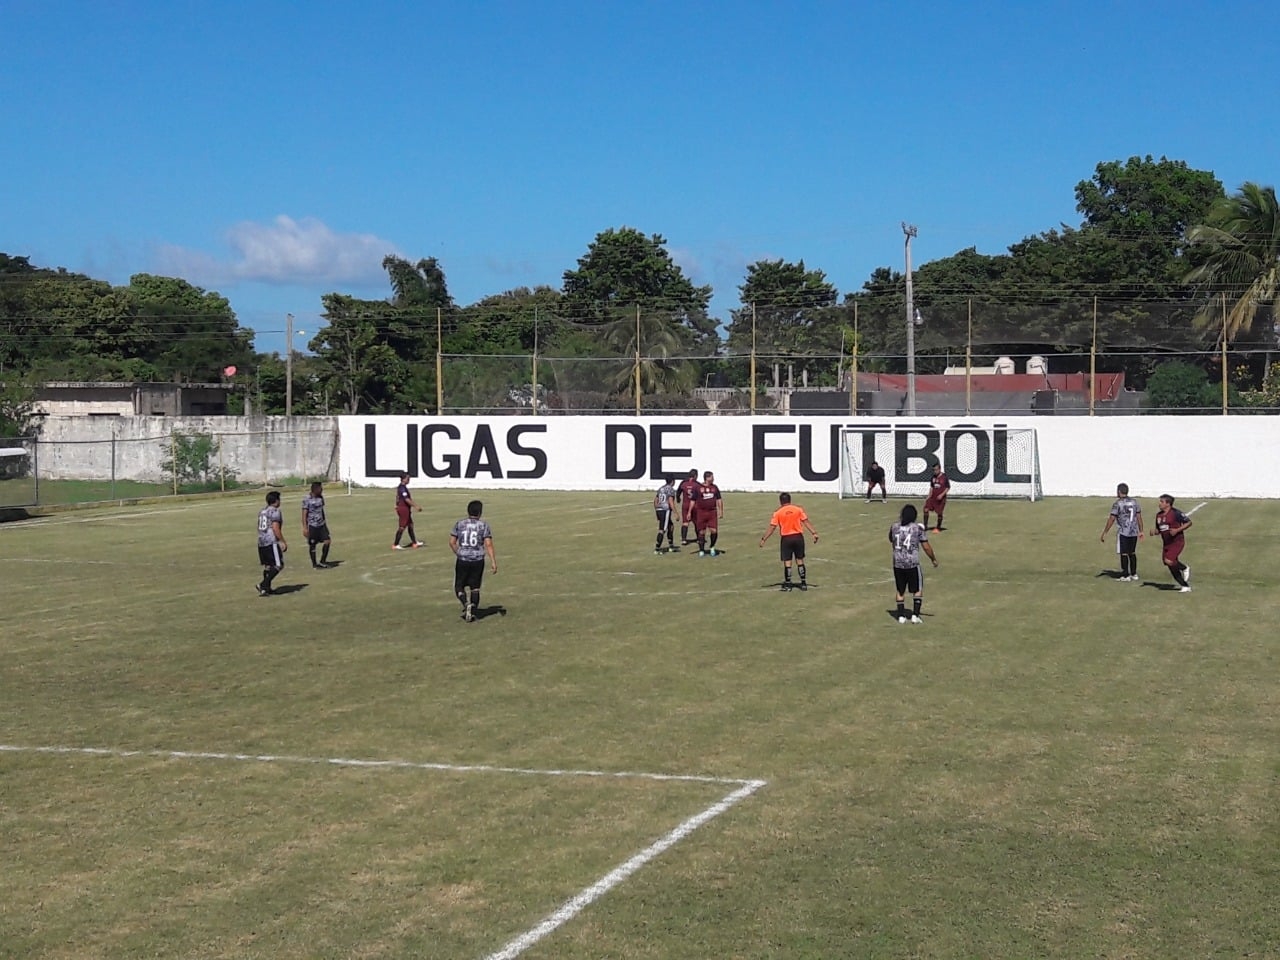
[[838, 426, 1042, 501]]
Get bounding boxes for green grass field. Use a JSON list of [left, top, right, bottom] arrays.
[[1, 489, 1277, 959]]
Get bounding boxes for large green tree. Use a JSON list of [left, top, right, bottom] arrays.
[[726, 259, 843, 385], [561, 228, 717, 350]]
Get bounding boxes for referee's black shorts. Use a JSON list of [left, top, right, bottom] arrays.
[[779, 533, 805, 562]]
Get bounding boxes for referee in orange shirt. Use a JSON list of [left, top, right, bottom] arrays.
[[758, 492, 819, 591]]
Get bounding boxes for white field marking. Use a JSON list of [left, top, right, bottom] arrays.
[[0, 500, 237, 530], [0, 742, 765, 960], [484, 778, 766, 960], [1186, 501, 1208, 516], [0, 557, 118, 565]]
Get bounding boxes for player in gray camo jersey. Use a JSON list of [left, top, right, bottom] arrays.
[[1100, 482, 1144, 581], [256, 490, 288, 596], [301, 481, 333, 569], [888, 503, 938, 624], [450, 499, 497, 622]]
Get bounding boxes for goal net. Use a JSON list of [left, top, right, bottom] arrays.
[[838, 426, 1042, 500]]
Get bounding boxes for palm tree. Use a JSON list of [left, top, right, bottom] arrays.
[[601, 308, 697, 396], [1184, 182, 1279, 347]]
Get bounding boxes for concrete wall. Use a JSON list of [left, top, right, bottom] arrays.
[[35, 416, 340, 483], [338, 414, 1280, 498]]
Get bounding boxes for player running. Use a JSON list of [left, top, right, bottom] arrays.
[[1154, 494, 1193, 592], [922, 462, 950, 532]]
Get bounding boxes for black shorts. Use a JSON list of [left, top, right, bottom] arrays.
[[779, 533, 805, 562], [893, 565, 922, 595], [307, 524, 331, 543], [454, 558, 485, 592], [258, 543, 284, 569], [1118, 534, 1138, 554], [655, 508, 672, 530]]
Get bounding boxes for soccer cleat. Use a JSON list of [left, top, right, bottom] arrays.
[[464, 601, 475, 622], [897, 616, 908, 624], [698, 550, 706, 557], [669, 545, 680, 552], [1179, 586, 1192, 593], [709, 548, 717, 557], [255, 583, 265, 597], [654, 549, 663, 555], [393, 544, 406, 550], [910, 615, 923, 624], [798, 583, 808, 591], [412, 541, 424, 548], [780, 583, 792, 592]]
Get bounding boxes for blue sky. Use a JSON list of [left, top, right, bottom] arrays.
[[4, 0, 1275, 355]]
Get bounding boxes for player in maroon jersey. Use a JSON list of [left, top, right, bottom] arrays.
[[922, 462, 950, 532], [1153, 494, 1193, 592], [693, 470, 723, 556], [677, 469, 701, 545]]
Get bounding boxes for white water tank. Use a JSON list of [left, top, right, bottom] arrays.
[[1026, 355, 1047, 375], [994, 356, 1015, 375]]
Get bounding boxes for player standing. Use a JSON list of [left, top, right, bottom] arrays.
[[865, 461, 887, 502], [256, 490, 287, 596], [889, 503, 937, 623], [922, 462, 950, 532], [693, 470, 723, 556], [677, 469, 701, 545], [393, 472, 423, 550], [758, 492, 819, 591], [301, 481, 333, 569], [450, 499, 497, 622], [1100, 482, 1143, 581], [653, 475, 677, 554], [1154, 494, 1193, 592]]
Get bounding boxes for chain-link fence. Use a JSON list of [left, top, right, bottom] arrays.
[[428, 297, 1278, 415], [0, 420, 340, 509]]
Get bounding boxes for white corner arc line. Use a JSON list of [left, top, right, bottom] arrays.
[[1, 744, 766, 958], [1186, 501, 1208, 516], [482, 778, 766, 960]]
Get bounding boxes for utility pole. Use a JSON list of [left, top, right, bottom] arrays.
[[285, 313, 294, 417], [902, 223, 918, 416]]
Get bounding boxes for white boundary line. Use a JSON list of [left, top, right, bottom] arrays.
[[0, 743, 766, 959], [1186, 501, 1208, 516]]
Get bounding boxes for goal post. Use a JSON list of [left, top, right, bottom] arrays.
[[838, 426, 1042, 501]]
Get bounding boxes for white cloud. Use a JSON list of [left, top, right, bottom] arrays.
[[156, 216, 400, 287]]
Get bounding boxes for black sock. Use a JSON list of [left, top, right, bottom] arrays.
[[913, 597, 922, 615], [798, 563, 806, 584], [1172, 565, 1187, 586], [1120, 555, 1131, 577], [470, 591, 480, 612], [784, 567, 792, 583], [321, 544, 330, 563], [309, 545, 317, 566], [896, 601, 905, 616], [655, 532, 664, 550], [407, 524, 416, 543], [709, 532, 718, 549], [395, 529, 404, 546], [936, 516, 943, 529], [680, 525, 688, 542]]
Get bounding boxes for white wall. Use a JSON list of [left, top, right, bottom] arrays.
[[337, 415, 1280, 498]]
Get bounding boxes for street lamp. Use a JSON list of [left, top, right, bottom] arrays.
[[902, 222, 918, 416]]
